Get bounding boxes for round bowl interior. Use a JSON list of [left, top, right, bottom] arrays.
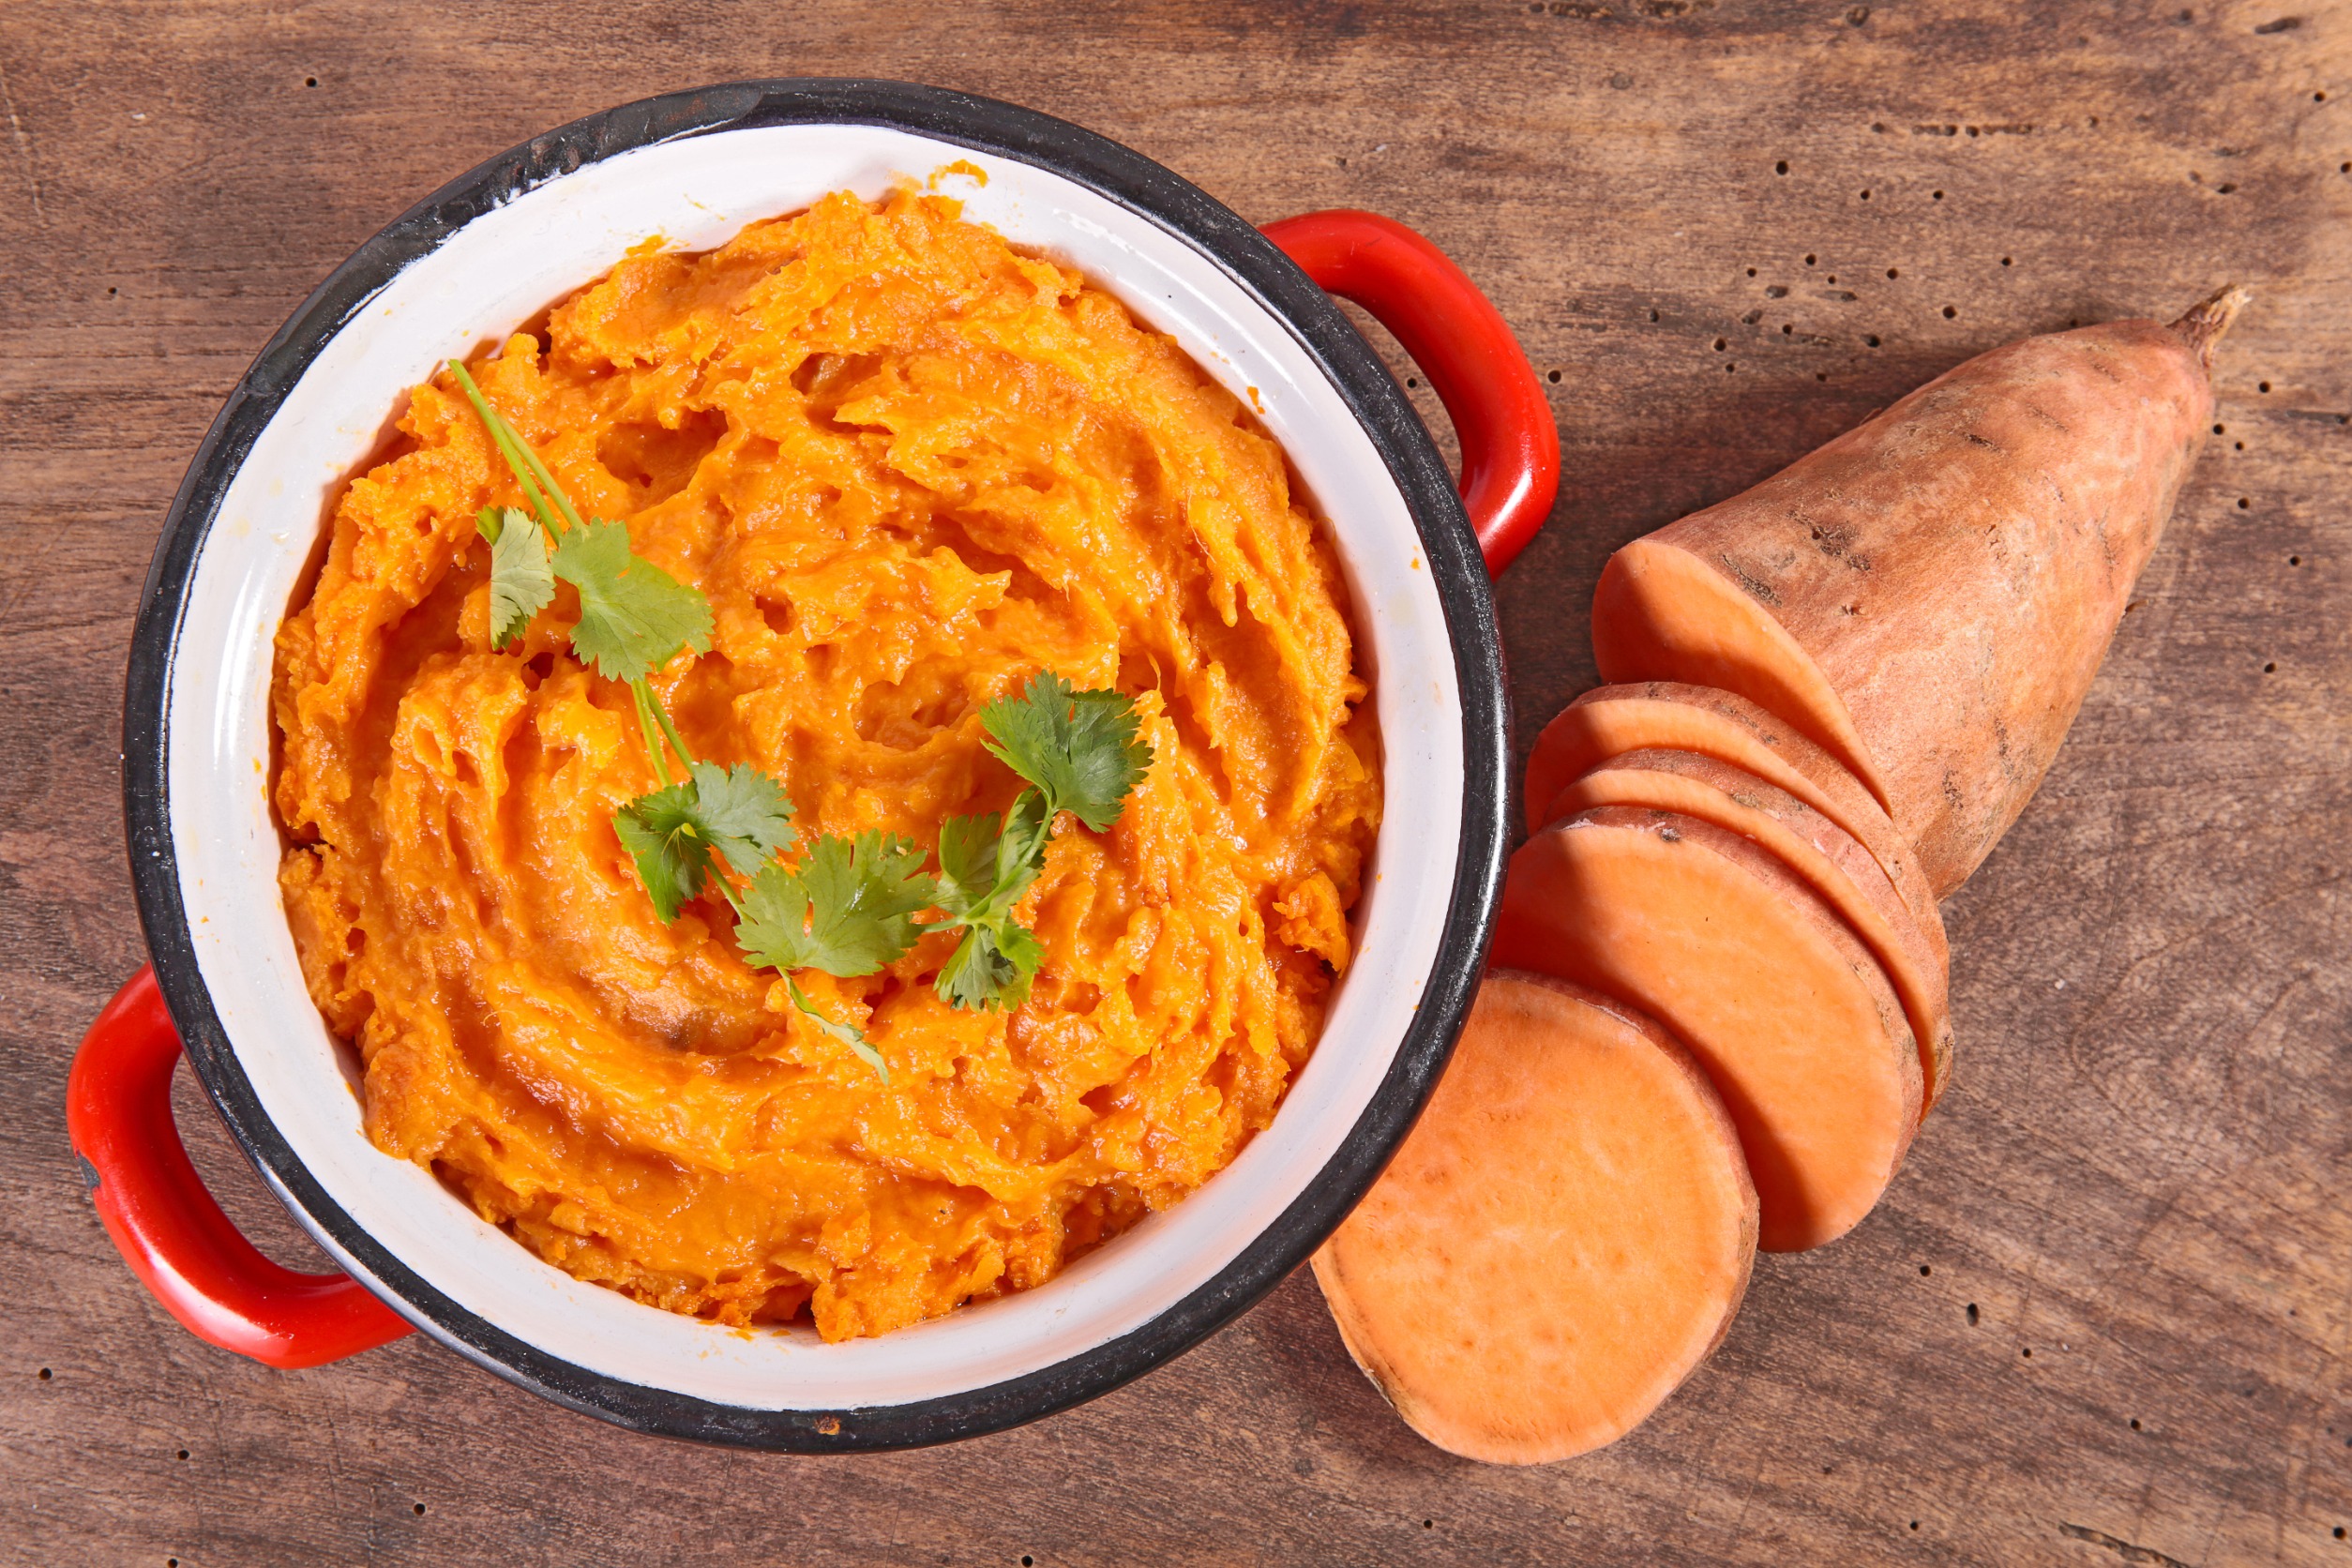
[[131, 84, 1503, 1448]]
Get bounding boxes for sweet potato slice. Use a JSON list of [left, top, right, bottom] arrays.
[[1314, 970, 1756, 1465], [1520, 681, 1940, 946], [1542, 747, 1953, 1106], [1591, 288, 2245, 896], [1494, 807, 1922, 1252]]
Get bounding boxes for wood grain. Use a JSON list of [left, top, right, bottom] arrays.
[[4, 3, 2348, 1564]]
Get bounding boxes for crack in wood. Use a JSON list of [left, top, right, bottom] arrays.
[[2059, 1522, 2194, 1568]]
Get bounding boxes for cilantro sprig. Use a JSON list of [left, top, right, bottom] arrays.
[[922, 673, 1153, 1011], [449, 359, 1151, 1076], [611, 760, 796, 922]]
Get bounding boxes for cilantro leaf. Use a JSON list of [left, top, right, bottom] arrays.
[[930, 792, 1049, 927], [611, 761, 796, 921], [552, 518, 713, 684], [935, 919, 1045, 1013], [677, 761, 797, 877], [788, 977, 889, 1084], [475, 505, 554, 650], [612, 780, 706, 922], [981, 671, 1153, 832], [734, 832, 935, 977]]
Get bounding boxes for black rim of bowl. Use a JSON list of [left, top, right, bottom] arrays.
[[121, 78, 1511, 1452]]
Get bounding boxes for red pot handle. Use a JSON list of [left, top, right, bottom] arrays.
[[1261, 209, 1560, 576], [67, 966, 413, 1368]]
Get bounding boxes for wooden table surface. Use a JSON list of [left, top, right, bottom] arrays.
[[6, 4, 2349, 1564]]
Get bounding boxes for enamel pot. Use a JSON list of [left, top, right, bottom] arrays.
[[70, 79, 1558, 1451]]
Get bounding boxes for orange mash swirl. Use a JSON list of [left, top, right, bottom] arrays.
[[271, 188, 1380, 1341]]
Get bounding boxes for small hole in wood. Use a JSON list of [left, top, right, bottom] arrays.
[[2001, 256, 2013, 265], [2215, 423, 2226, 433], [1023, 1557, 1035, 1566], [1966, 1304, 1980, 1325], [2344, 162, 2351, 173], [1942, 305, 1958, 318], [1747, 266, 1758, 277], [306, 76, 318, 87], [2239, 497, 2253, 508], [1783, 324, 1793, 334], [1713, 339, 1727, 351], [107, 286, 117, 296], [1910, 1522, 1921, 1531], [2022, 1348, 2032, 1358], [2216, 182, 2238, 193], [2290, 555, 2301, 565], [1726, 362, 1737, 371], [1865, 334, 1881, 347], [1805, 253, 1817, 265], [38, 1369, 51, 1380], [1649, 309, 1660, 322], [1827, 274, 1837, 283], [1932, 189, 1944, 200], [2259, 381, 2272, 392], [415, 1503, 427, 1515], [1886, 267, 1899, 279], [1817, 371, 1830, 380], [1547, 369, 1561, 383], [1919, 1264, 1931, 1275], [2131, 1419, 2142, 1430], [177, 1450, 188, 1460], [2265, 661, 2278, 672], [2335, 1527, 2345, 1539], [2318, 91, 2329, 101], [1406, 376, 1419, 387], [1423, 1520, 1435, 1530], [1860, 189, 1871, 200], [2236, 441, 2244, 449], [1775, 159, 1789, 174]]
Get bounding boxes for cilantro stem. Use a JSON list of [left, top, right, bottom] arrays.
[[446, 362, 565, 545], [787, 977, 889, 1083], [450, 357, 707, 794], [630, 680, 673, 789], [506, 427, 587, 535], [641, 679, 700, 770], [446, 360, 586, 535]]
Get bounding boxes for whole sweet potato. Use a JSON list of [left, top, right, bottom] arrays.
[[1592, 288, 2245, 894]]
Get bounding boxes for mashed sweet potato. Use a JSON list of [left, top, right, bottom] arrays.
[[271, 188, 1380, 1341]]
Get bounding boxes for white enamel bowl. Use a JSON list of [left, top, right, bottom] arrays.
[[114, 80, 1515, 1449]]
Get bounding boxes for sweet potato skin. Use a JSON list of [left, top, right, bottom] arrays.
[[1314, 970, 1756, 1465], [1593, 310, 2223, 895], [1495, 807, 1922, 1251], [1543, 747, 1953, 1106], [1522, 681, 1942, 953]]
